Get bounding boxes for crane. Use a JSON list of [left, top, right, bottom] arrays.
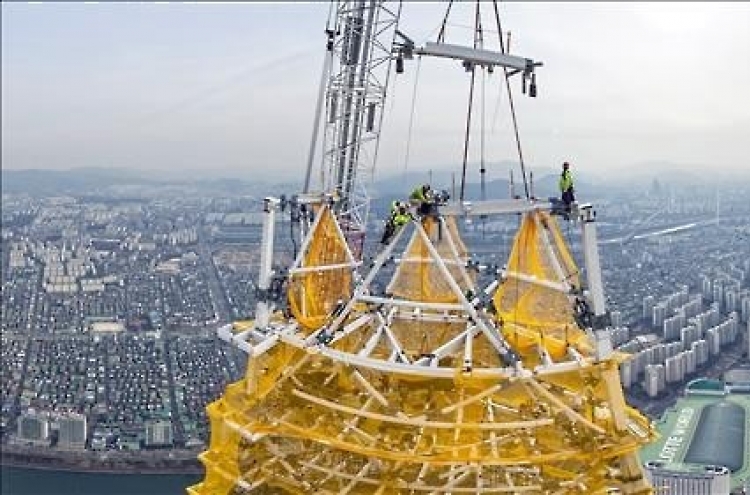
[[302, 1, 403, 257], [257, 0, 545, 343], [300, 1, 542, 255]]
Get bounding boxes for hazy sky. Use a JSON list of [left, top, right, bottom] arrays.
[[2, 2, 749, 183]]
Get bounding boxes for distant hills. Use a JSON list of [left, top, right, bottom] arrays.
[[1, 167, 275, 197], [1, 168, 152, 196], [370, 170, 586, 201], [2, 161, 745, 197], [0, 165, 590, 200]]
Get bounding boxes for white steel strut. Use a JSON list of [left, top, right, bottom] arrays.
[[222, 196, 613, 378]]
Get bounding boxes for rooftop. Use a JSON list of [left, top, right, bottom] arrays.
[[639, 388, 750, 491]]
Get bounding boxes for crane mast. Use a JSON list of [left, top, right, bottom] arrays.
[[306, 1, 401, 245]]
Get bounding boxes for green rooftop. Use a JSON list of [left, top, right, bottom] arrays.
[[685, 378, 725, 392], [639, 388, 750, 491]]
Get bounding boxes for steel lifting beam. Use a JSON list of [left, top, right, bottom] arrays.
[[416, 42, 539, 73]]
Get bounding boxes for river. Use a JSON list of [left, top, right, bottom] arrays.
[[1, 466, 202, 495]]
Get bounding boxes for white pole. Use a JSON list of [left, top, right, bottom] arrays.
[[579, 204, 611, 360], [255, 197, 280, 330]]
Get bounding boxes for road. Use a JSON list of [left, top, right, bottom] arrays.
[[197, 239, 233, 324]]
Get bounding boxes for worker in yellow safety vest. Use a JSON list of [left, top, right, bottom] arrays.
[[409, 183, 434, 216], [380, 201, 411, 244], [559, 162, 575, 210]]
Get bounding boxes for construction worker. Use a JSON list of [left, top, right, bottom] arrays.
[[409, 183, 434, 216], [380, 201, 411, 244], [559, 162, 575, 211]]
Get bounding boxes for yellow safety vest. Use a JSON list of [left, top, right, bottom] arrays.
[[559, 170, 574, 192]]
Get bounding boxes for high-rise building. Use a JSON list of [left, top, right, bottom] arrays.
[[681, 295, 702, 319], [643, 295, 655, 320], [691, 340, 709, 366], [663, 314, 685, 342], [653, 303, 668, 329], [645, 364, 665, 398], [681, 325, 700, 350], [726, 290, 737, 313], [707, 328, 722, 356], [644, 463, 731, 495], [653, 343, 667, 365], [144, 420, 173, 448], [667, 341, 683, 359], [684, 350, 696, 375], [17, 411, 50, 446], [713, 283, 724, 311], [610, 327, 629, 347], [727, 313, 740, 343], [620, 360, 634, 389], [708, 303, 721, 327], [610, 310, 623, 328], [57, 413, 87, 449], [741, 295, 750, 323], [643, 346, 656, 366], [691, 316, 704, 335], [665, 355, 685, 383]]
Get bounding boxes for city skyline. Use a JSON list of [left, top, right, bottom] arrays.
[[2, 2, 750, 182], [3, 3, 750, 490], [3, 175, 749, 491]]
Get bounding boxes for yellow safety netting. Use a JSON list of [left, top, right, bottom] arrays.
[[388, 216, 474, 303], [287, 205, 352, 331], [189, 208, 656, 495], [494, 211, 592, 361], [190, 343, 656, 495]]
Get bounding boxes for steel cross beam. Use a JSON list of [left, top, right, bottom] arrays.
[[416, 42, 540, 73], [439, 198, 551, 217]]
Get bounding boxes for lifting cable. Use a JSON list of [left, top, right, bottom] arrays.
[[480, 67, 486, 205], [290, 208, 298, 261], [458, 1, 482, 202], [437, 0, 454, 43], [299, 1, 337, 257], [480, 62, 487, 238], [318, 1, 340, 198], [492, 1, 530, 200], [401, 56, 422, 180]]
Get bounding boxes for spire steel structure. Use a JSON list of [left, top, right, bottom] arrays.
[[189, 197, 657, 494], [189, 2, 656, 493]]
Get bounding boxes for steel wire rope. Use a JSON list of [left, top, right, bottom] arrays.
[[492, 0, 531, 356], [489, 78, 505, 135], [382, 2, 422, 186], [480, 66, 487, 238], [437, 0, 454, 43], [298, 1, 338, 262], [304, 0, 338, 195], [318, 1, 343, 200], [492, 1, 530, 200], [401, 56, 423, 181], [458, 1, 482, 202]]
